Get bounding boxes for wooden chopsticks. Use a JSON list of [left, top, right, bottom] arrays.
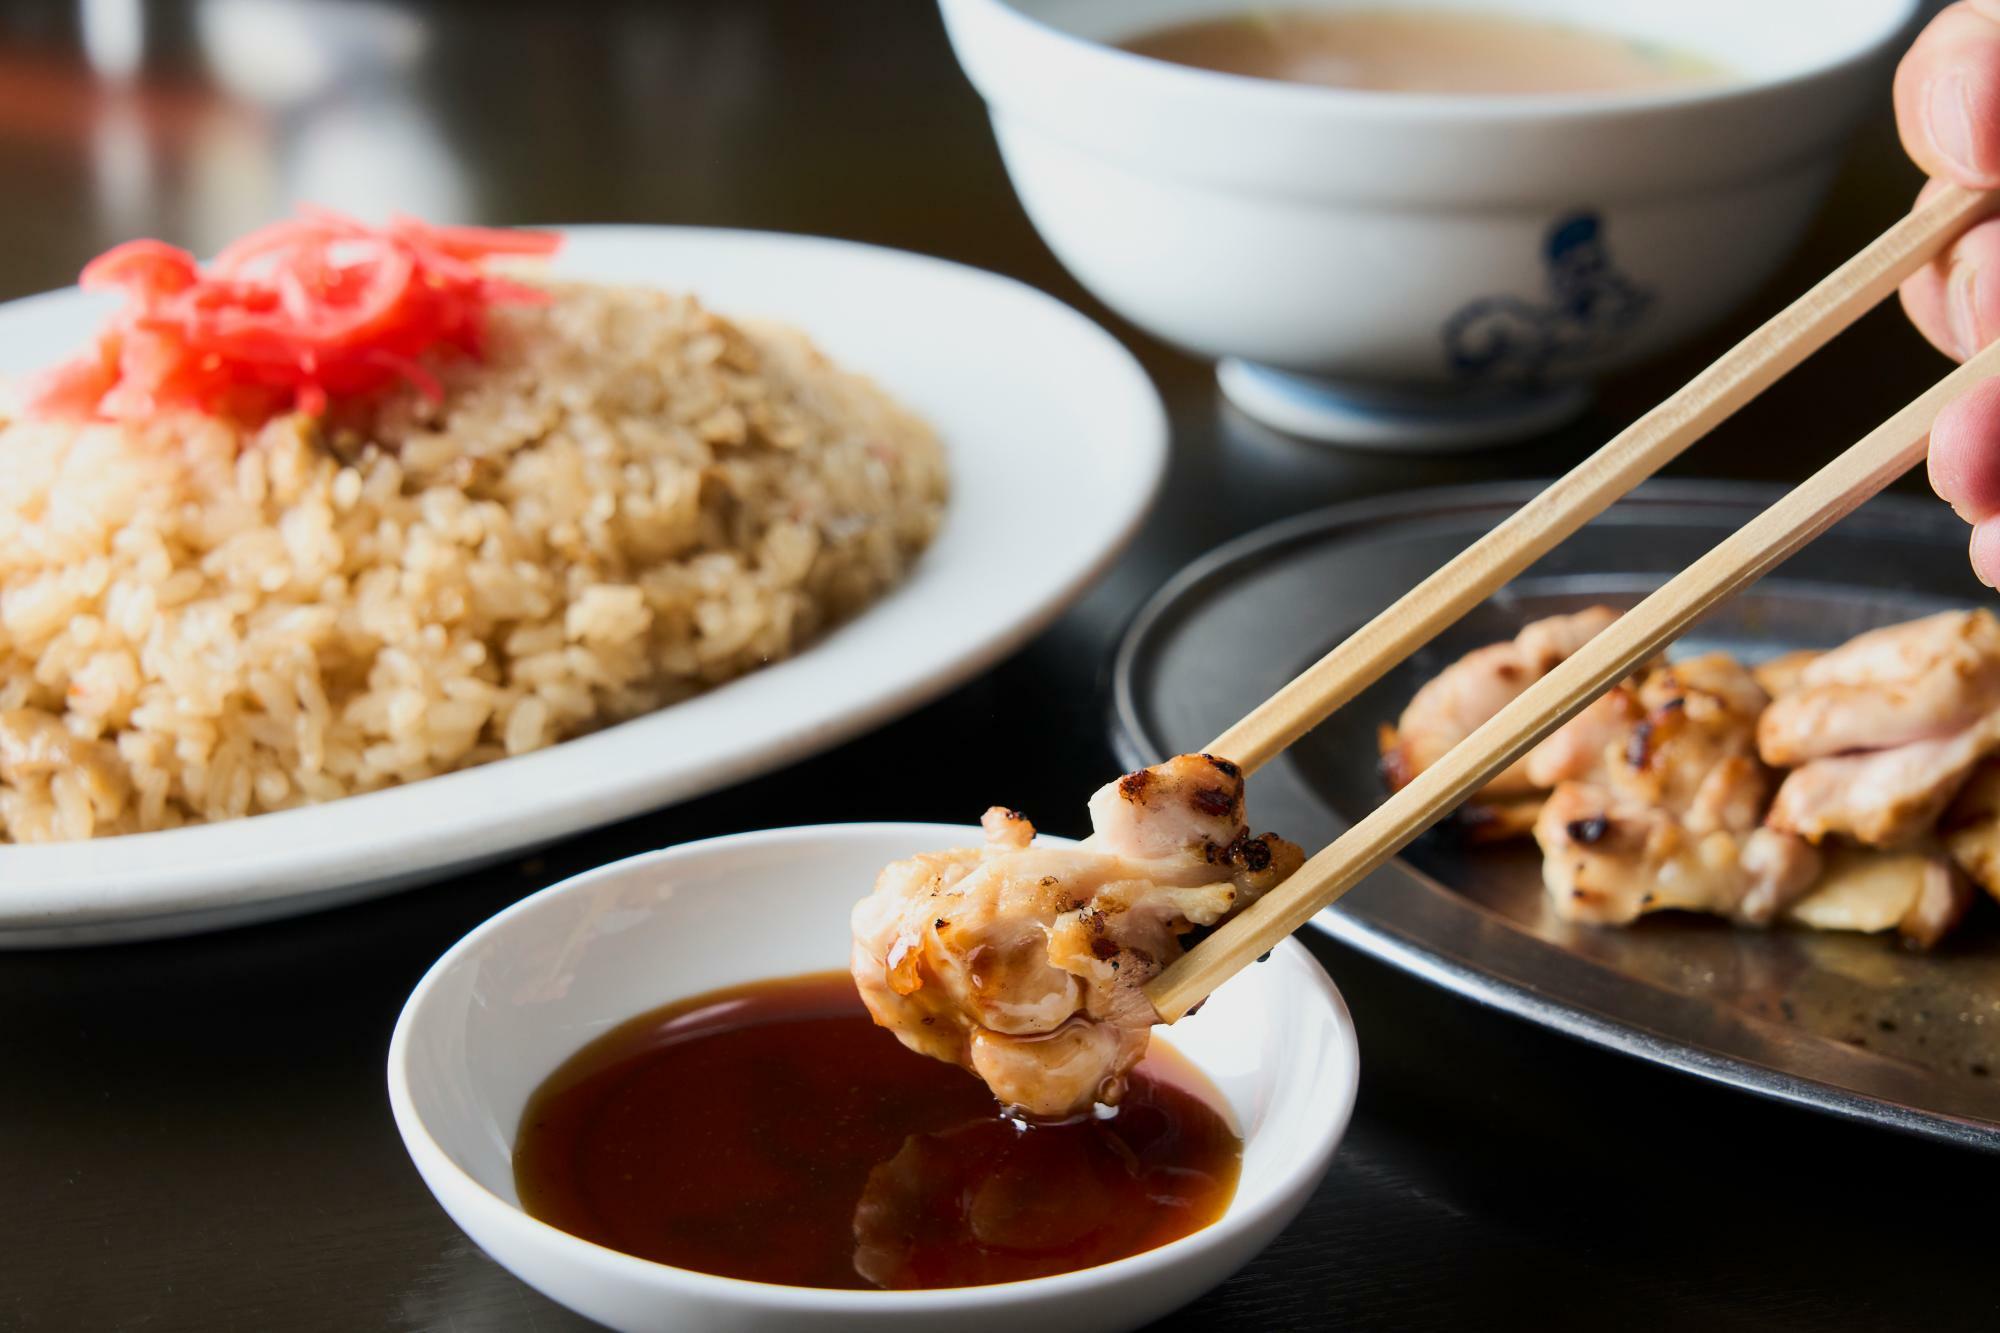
[[1209, 184, 2000, 775], [1150, 186, 2000, 1022]]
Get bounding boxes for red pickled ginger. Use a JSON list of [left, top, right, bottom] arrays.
[[27, 209, 561, 424]]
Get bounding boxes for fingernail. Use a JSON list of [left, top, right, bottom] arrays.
[[1949, 260, 1984, 359], [1928, 73, 1983, 178], [1940, 480, 1978, 525]]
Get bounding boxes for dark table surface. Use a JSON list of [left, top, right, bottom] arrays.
[[4, 3, 1996, 1330]]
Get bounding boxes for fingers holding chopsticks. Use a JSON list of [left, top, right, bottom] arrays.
[[1895, 3, 2000, 588], [1902, 179, 2000, 360], [1931, 376, 2000, 584]]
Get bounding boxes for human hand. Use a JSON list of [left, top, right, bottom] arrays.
[[1897, 1, 2000, 584]]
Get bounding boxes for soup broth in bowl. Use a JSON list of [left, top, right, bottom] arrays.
[[1122, 9, 1732, 97]]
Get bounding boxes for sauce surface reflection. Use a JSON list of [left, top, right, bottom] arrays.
[[513, 970, 1241, 1290]]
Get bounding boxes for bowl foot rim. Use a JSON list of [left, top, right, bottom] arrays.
[[1217, 358, 1590, 451]]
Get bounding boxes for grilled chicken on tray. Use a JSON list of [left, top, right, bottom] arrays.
[[1380, 606, 2000, 948]]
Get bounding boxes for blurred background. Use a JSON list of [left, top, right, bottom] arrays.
[[0, 1, 1003, 280], [0, 0, 1946, 490]]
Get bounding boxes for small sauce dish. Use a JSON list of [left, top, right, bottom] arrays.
[[387, 823, 1359, 1332]]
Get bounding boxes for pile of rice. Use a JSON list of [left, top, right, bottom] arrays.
[[0, 282, 947, 841]]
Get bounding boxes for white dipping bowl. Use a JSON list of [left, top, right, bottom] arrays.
[[388, 824, 1358, 1332], [941, 0, 1917, 448]]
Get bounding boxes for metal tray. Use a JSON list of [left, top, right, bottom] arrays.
[[1110, 481, 2000, 1150]]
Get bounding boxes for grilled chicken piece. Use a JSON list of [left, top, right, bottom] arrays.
[[1454, 797, 1545, 844], [1941, 759, 2000, 905], [1522, 686, 1643, 790], [1535, 784, 1822, 925], [1765, 711, 2000, 848], [1613, 655, 1772, 819], [1751, 649, 1820, 700], [850, 754, 1302, 1118], [1756, 610, 2000, 767], [1783, 842, 1975, 949], [1527, 654, 1772, 818], [1529, 654, 1821, 925], [1392, 609, 1994, 947], [1380, 606, 1619, 803]]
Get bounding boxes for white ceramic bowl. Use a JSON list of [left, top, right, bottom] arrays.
[[389, 824, 1358, 1332], [941, 0, 1917, 448]]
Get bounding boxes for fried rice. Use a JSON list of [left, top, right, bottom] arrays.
[[0, 281, 946, 841]]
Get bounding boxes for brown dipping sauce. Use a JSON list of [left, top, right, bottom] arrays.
[[513, 970, 1242, 1290], [1121, 9, 1730, 97]]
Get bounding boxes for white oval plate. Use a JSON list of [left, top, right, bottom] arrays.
[[0, 228, 1165, 946]]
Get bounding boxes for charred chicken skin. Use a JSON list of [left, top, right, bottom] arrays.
[[1387, 608, 2000, 948], [850, 754, 1301, 1118], [1529, 654, 1820, 926]]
